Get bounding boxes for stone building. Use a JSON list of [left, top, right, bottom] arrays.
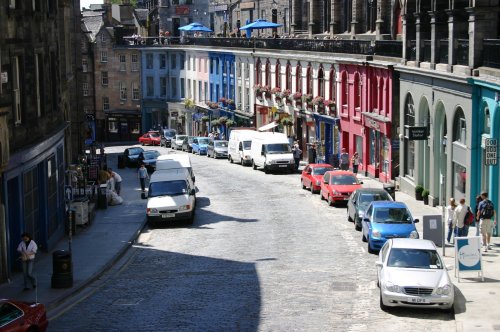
[[154, 0, 211, 37], [0, 0, 79, 281]]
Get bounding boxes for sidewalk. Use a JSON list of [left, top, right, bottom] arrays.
[[0, 154, 147, 316], [358, 174, 500, 332]]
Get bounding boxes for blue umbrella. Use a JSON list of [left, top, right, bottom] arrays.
[[178, 22, 213, 32], [244, 19, 251, 39], [239, 18, 282, 30]]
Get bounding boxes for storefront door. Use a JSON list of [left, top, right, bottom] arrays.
[[120, 122, 129, 141]]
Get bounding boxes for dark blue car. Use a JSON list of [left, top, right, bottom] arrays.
[[361, 201, 419, 254]]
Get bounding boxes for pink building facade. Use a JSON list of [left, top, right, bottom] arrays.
[[338, 64, 397, 182]]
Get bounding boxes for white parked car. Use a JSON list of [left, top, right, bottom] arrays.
[[171, 135, 187, 150], [376, 238, 454, 311]]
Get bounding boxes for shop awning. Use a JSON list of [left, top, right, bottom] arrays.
[[258, 121, 278, 131]]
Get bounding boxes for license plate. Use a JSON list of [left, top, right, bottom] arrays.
[[162, 213, 175, 218], [279, 165, 288, 168], [408, 297, 429, 304]]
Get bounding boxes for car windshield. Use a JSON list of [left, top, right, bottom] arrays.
[[164, 130, 176, 137], [149, 180, 188, 197], [187, 137, 194, 143], [128, 148, 143, 155], [266, 143, 291, 154], [312, 167, 334, 176], [150, 133, 160, 138], [387, 248, 443, 269], [243, 141, 252, 150], [177, 135, 187, 141], [373, 207, 412, 223], [143, 151, 159, 159], [330, 175, 359, 185], [215, 141, 228, 147], [358, 192, 391, 205], [197, 138, 210, 145]]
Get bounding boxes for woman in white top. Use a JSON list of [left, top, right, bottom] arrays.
[[17, 232, 38, 290], [446, 198, 458, 243]]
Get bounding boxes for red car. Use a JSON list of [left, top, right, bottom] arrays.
[[138, 132, 161, 146], [301, 163, 335, 194], [0, 299, 48, 332], [320, 170, 363, 206]]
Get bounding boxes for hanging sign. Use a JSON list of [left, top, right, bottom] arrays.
[[485, 138, 497, 166], [405, 126, 427, 140]]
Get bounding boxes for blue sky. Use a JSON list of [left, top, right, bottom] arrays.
[[81, 0, 103, 10]]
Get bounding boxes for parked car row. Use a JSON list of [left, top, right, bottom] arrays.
[[300, 163, 454, 312]]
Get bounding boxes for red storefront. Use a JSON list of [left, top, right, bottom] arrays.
[[338, 63, 395, 182]]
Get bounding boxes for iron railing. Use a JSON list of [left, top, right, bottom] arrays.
[[373, 40, 403, 58], [456, 39, 469, 66], [423, 40, 431, 62], [408, 40, 417, 61], [439, 39, 449, 64]]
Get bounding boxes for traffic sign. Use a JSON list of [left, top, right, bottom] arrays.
[[485, 138, 498, 166]]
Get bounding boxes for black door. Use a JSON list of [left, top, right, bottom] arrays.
[[173, 18, 181, 37]]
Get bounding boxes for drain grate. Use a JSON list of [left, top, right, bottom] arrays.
[[331, 282, 356, 292], [113, 298, 144, 306]]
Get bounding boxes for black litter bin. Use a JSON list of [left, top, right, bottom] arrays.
[[51, 250, 73, 288], [97, 184, 108, 209], [117, 155, 125, 169], [383, 183, 396, 200]]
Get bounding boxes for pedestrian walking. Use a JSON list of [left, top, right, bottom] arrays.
[[476, 191, 496, 252], [138, 164, 149, 192], [454, 198, 469, 237], [17, 233, 37, 290], [474, 195, 482, 236], [351, 152, 360, 174], [292, 141, 302, 171], [108, 168, 122, 195], [446, 198, 458, 244], [340, 148, 349, 170]]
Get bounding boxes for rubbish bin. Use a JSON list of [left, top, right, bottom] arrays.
[[383, 183, 396, 200], [117, 155, 125, 169], [65, 209, 76, 236], [97, 184, 108, 209], [51, 250, 73, 288]]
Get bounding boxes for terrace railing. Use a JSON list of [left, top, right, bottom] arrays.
[[456, 39, 469, 66], [483, 39, 500, 69]]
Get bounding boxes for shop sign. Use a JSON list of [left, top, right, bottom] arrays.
[[485, 138, 497, 166], [208, 4, 228, 12], [175, 5, 189, 15], [240, 2, 255, 9], [391, 139, 400, 151], [405, 126, 427, 140], [170, 111, 178, 118], [1, 72, 7, 83], [366, 118, 380, 130]]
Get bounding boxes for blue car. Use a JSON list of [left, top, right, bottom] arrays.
[[361, 201, 419, 254], [191, 137, 210, 155]]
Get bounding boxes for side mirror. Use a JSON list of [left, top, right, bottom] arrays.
[[141, 192, 147, 199], [190, 189, 196, 195], [375, 260, 383, 267], [307, 170, 312, 174], [363, 218, 370, 223], [359, 181, 364, 184], [261, 151, 265, 156], [414, 218, 419, 223]]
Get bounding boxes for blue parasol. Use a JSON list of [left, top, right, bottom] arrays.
[[178, 22, 213, 32], [239, 18, 282, 30]]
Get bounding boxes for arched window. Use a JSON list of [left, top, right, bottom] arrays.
[[265, 60, 271, 86], [285, 62, 292, 90], [275, 61, 281, 88], [354, 73, 360, 108], [483, 106, 491, 134], [306, 63, 313, 95], [329, 66, 336, 101], [256, 59, 262, 84], [453, 107, 466, 145], [296, 63, 302, 92], [318, 66, 325, 98], [341, 71, 348, 106]]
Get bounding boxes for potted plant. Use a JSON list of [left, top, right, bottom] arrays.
[[415, 185, 424, 201], [201, 115, 210, 122], [302, 93, 313, 104], [280, 117, 294, 126], [227, 99, 235, 110], [422, 189, 430, 205], [254, 84, 263, 99], [211, 119, 220, 127], [218, 116, 228, 125], [226, 119, 235, 127]]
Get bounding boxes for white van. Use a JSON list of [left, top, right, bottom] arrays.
[[249, 132, 295, 173], [144, 169, 196, 226], [228, 129, 256, 166], [155, 153, 195, 183]]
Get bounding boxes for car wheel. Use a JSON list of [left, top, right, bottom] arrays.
[[241, 158, 244, 165], [347, 211, 353, 222], [310, 184, 315, 194], [264, 165, 269, 174], [355, 222, 362, 231], [320, 193, 325, 201], [301, 180, 306, 190], [252, 160, 257, 170], [379, 290, 388, 312], [362, 232, 367, 242], [328, 196, 334, 206], [368, 242, 375, 254], [141, 142, 144, 146], [213, 153, 216, 159], [229, 156, 233, 163]]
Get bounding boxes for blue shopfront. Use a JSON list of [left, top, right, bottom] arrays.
[[470, 78, 500, 235], [2, 127, 66, 274], [313, 114, 340, 166]]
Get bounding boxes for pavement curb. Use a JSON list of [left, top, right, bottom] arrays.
[[46, 217, 148, 313]]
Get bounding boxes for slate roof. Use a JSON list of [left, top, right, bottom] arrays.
[[82, 14, 103, 41]]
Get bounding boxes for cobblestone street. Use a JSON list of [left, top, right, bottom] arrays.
[[50, 146, 455, 331]]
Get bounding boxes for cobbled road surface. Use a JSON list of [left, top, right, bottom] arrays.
[[50, 145, 455, 332]]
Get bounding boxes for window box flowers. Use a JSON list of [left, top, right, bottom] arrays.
[[207, 101, 219, 109], [292, 91, 302, 101], [312, 96, 324, 106]]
